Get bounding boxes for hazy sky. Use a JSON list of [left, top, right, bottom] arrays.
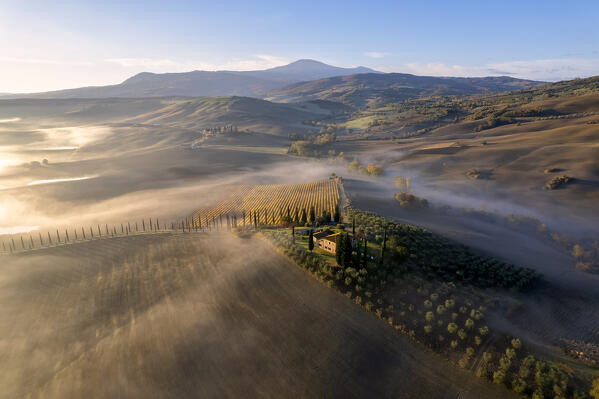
[[1, 0, 598, 92]]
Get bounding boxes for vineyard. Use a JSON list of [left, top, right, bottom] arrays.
[[193, 178, 341, 227]]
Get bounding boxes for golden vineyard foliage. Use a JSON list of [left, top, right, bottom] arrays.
[[193, 179, 340, 227]]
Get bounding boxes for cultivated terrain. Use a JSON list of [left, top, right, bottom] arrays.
[[1, 60, 598, 398]]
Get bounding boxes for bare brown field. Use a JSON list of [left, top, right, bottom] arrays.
[[0, 232, 514, 399]]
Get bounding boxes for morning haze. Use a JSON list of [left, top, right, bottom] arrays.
[[1, 1, 598, 398]]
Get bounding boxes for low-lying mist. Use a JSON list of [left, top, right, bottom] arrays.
[[0, 232, 503, 398]]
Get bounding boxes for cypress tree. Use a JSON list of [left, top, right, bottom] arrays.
[[363, 239, 368, 267], [334, 205, 340, 223], [380, 226, 388, 264], [292, 225, 295, 244], [308, 230, 314, 251], [336, 234, 344, 266], [343, 234, 353, 268], [309, 206, 316, 224], [352, 217, 355, 235]]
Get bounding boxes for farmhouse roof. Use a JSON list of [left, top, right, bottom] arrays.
[[313, 229, 334, 240]]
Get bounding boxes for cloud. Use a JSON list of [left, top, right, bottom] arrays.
[[104, 54, 289, 72], [364, 52, 389, 59], [387, 58, 599, 81], [104, 58, 179, 68], [0, 56, 93, 66]]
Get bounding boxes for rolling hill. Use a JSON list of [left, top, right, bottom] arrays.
[[267, 73, 544, 107], [124, 96, 351, 134]]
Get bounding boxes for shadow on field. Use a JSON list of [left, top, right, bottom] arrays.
[[0, 233, 512, 399]]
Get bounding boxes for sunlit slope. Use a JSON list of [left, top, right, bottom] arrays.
[[192, 179, 340, 227], [124, 96, 349, 135], [0, 232, 512, 399]]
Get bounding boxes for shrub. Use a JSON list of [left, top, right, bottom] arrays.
[[512, 378, 527, 393], [425, 311, 435, 322], [394, 192, 429, 209], [447, 323, 458, 334], [493, 370, 506, 385], [545, 175, 572, 190]]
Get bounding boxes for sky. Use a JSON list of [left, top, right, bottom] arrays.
[[1, 0, 598, 92]]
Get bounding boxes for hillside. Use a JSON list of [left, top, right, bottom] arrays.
[[333, 76, 599, 226], [0, 59, 379, 100], [267, 73, 544, 107], [0, 232, 512, 398], [124, 96, 351, 134]]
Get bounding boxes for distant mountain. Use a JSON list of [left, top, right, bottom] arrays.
[[2, 59, 380, 100], [266, 73, 546, 107], [240, 59, 379, 82]]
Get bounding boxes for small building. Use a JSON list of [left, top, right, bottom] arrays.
[[313, 229, 334, 241], [316, 233, 338, 253], [312, 229, 357, 255]]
